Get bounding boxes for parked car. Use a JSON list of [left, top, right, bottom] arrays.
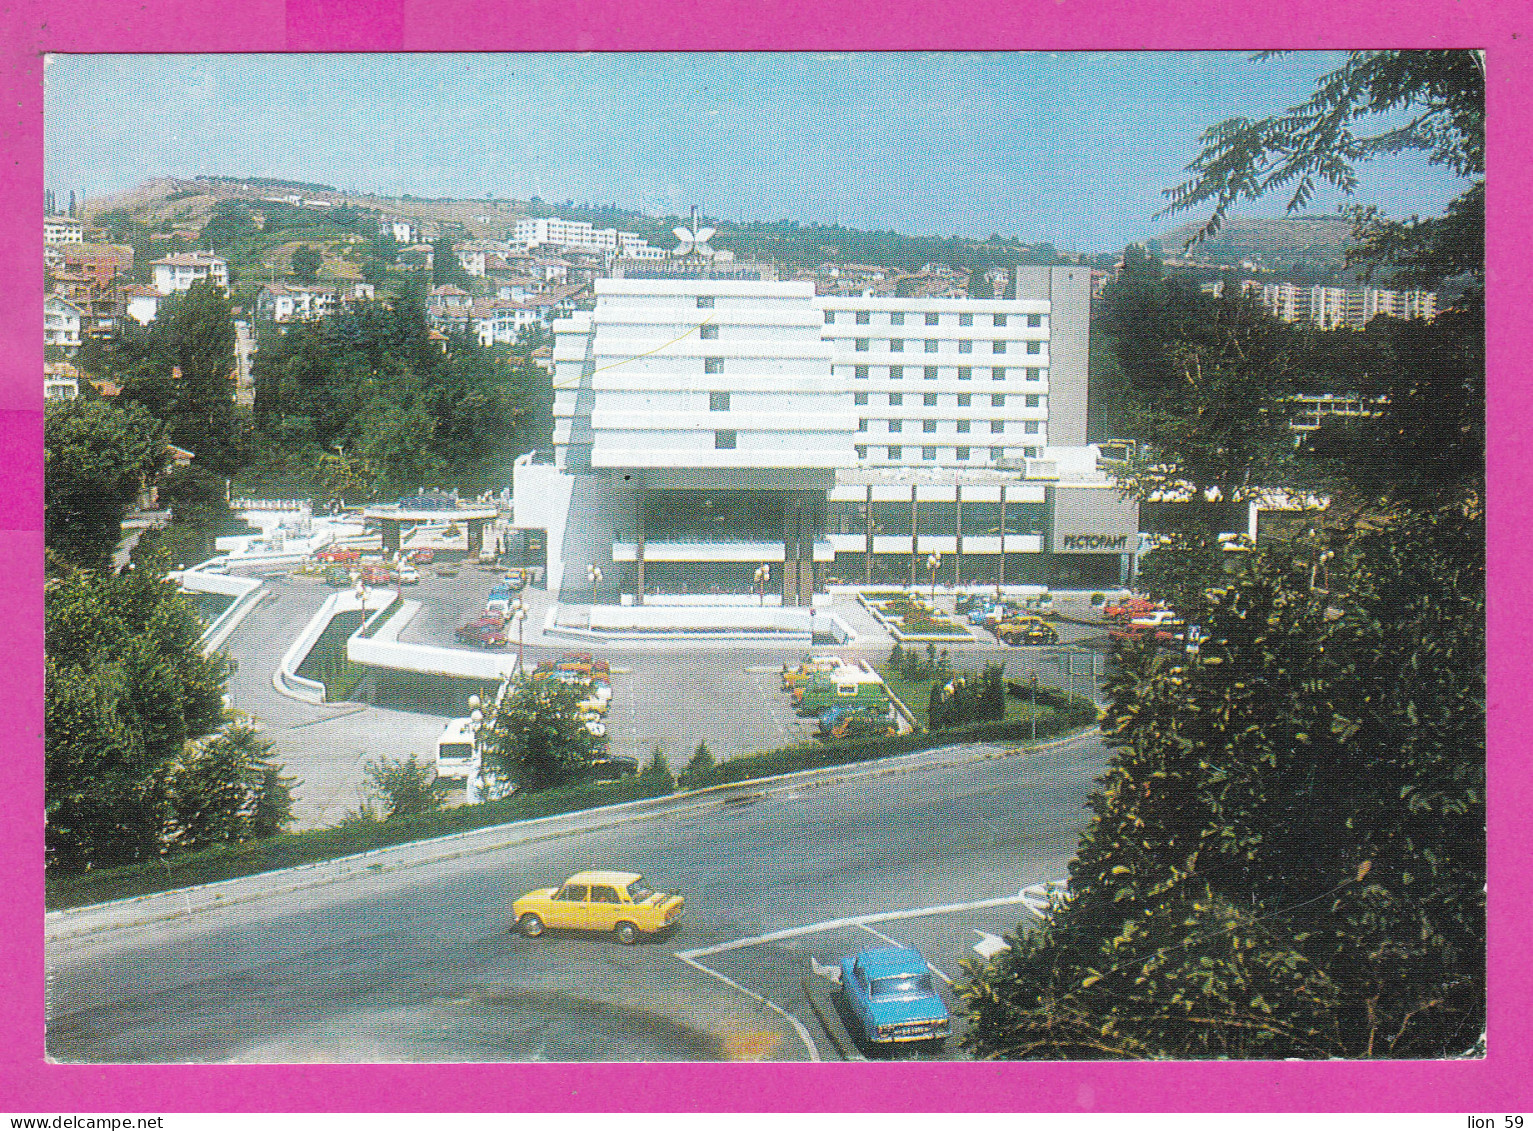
[[396, 564, 419, 585], [837, 946, 951, 1048], [315, 546, 361, 564], [322, 566, 353, 588], [436, 562, 460, 577], [455, 615, 508, 647], [996, 615, 1059, 646], [360, 563, 395, 585], [512, 870, 684, 944], [408, 548, 435, 565], [818, 705, 898, 740], [1103, 595, 1163, 621]]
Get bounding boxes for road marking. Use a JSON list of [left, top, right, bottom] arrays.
[[857, 923, 956, 987], [673, 952, 821, 1062], [675, 890, 1035, 962], [809, 955, 842, 984], [972, 930, 1009, 959]]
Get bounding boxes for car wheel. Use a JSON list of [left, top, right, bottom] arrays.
[[614, 921, 639, 945], [518, 913, 545, 938]]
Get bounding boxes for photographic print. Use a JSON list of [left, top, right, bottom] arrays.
[[35, 42, 1492, 1086]]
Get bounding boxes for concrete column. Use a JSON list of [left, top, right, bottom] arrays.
[[909, 489, 919, 587], [955, 488, 964, 585], [466, 519, 485, 555], [998, 488, 1008, 592], [383, 520, 401, 556], [863, 485, 873, 585], [634, 489, 645, 606]]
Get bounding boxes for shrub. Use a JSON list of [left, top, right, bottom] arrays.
[[681, 740, 715, 787], [1090, 592, 1107, 606], [361, 754, 441, 819]]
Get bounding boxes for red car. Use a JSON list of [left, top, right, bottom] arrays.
[[1103, 596, 1163, 621], [409, 548, 435, 565], [315, 546, 361, 564], [360, 563, 396, 585], [456, 615, 508, 647]]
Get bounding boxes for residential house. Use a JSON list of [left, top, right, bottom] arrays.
[[44, 215, 84, 245], [45, 360, 81, 400], [61, 243, 135, 289], [151, 252, 229, 295], [45, 294, 83, 353]]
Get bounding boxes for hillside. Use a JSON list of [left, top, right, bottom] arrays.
[[79, 177, 1088, 281], [1156, 215, 1356, 273]]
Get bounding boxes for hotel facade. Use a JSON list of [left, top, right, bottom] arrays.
[[512, 265, 1141, 604]]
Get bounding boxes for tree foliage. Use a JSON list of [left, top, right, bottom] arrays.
[[965, 49, 1484, 1061], [291, 244, 322, 284], [963, 521, 1484, 1059], [1094, 251, 1304, 510], [361, 754, 442, 820], [45, 398, 167, 572], [247, 299, 533, 500], [1161, 51, 1483, 245], [480, 681, 603, 792], [45, 565, 235, 872], [166, 722, 298, 850]]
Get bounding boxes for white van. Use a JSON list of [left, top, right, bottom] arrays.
[[434, 717, 478, 780]]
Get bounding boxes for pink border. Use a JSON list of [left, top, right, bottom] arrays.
[[5, 1, 1527, 1113]]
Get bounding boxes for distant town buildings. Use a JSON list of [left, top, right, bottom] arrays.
[[44, 215, 84, 245], [1203, 279, 1438, 330], [513, 216, 664, 260]]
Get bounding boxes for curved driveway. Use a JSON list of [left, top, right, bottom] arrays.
[[45, 732, 1110, 1063]]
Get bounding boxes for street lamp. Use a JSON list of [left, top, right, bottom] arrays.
[[754, 563, 771, 606], [926, 551, 942, 608], [467, 694, 485, 803], [1030, 673, 1038, 743], [587, 563, 603, 603], [510, 598, 528, 674]]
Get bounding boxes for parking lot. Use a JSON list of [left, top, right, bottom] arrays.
[[676, 885, 1058, 1060]]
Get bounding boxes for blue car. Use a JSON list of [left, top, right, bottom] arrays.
[[838, 946, 951, 1048]]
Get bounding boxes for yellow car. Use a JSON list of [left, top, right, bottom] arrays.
[[512, 870, 684, 944]]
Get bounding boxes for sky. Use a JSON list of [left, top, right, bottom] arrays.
[[43, 52, 1474, 254]]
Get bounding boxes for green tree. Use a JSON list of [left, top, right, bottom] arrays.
[[46, 564, 234, 872], [291, 244, 322, 284], [45, 398, 168, 572], [963, 49, 1484, 1061], [121, 279, 241, 475], [151, 464, 244, 567], [964, 529, 1483, 1059], [361, 754, 441, 819], [481, 681, 603, 792], [166, 722, 297, 850]]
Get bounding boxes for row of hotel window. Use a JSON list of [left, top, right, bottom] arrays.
[[844, 339, 1043, 355], [827, 499, 1047, 535], [711, 430, 1038, 462], [848, 366, 1045, 380], [858, 421, 1042, 434], [705, 392, 1045, 409], [825, 310, 1045, 329]]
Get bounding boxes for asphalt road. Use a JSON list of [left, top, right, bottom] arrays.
[[45, 732, 1110, 1063]]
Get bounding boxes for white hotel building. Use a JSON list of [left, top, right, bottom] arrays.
[[513, 265, 1139, 604]]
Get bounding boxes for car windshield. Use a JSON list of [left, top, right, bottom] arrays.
[[626, 878, 654, 902], [870, 972, 936, 1000]]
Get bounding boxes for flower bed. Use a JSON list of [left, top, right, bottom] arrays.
[[857, 591, 974, 643]]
